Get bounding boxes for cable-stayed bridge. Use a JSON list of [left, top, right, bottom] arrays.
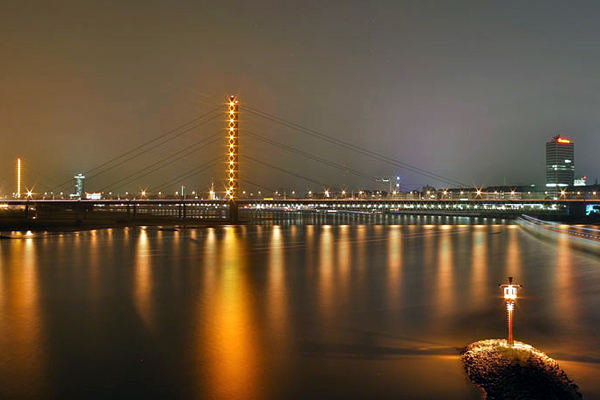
[[1, 95, 598, 225]]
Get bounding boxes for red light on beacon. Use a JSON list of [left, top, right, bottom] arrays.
[[557, 138, 571, 144]]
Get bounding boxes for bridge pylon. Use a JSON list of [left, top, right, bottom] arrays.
[[226, 95, 239, 200]]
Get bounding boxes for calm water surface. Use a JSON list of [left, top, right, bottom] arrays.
[[1, 218, 600, 399]]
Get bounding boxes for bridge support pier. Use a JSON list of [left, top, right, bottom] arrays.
[[228, 200, 238, 223], [568, 203, 586, 219], [75, 203, 82, 224]]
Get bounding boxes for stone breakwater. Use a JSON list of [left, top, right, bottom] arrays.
[[461, 339, 582, 400]]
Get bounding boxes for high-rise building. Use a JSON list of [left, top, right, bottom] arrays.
[[545, 135, 574, 188], [73, 173, 85, 198]]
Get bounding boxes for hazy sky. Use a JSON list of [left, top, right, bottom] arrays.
[[2, 0, 600, 194]]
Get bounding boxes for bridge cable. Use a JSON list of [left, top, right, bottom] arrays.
[[244, 155, 328, 188], [246, 130, 378, 183], [241, 105, 467, 187], [244, 131, 428, 192], [153, 156, 221, 194], [84, 113, 221, 184], [99, 132, 222, 192], [244, 105, 464, 187], [49, 106, 221, 192], [243, 105, 461, 186], [20, 165, 62, 193], [85, 106, 220, 175], [239, 178, 276, 193]]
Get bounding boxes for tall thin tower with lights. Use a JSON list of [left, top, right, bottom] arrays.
[[226, 95, 239, 200], [16, 158, 22, 198]]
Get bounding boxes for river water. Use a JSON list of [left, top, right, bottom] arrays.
[[0, 217, 599, 399]]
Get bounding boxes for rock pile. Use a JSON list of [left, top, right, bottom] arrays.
[[462, 339, 582, 400]]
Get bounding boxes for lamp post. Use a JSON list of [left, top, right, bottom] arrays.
[[499, 277, 522, 346]]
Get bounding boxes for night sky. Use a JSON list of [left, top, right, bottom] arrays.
[[2, 0, 600, 194]]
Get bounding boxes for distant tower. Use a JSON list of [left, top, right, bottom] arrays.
[[546, 135, 574, 188], [74, 173, 85, 199], [226, 95, 239, 200], [209, 182, 216, 200], [16, 158, 21, 198]]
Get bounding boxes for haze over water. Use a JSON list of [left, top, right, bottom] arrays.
[[0, 218, 599, 399]]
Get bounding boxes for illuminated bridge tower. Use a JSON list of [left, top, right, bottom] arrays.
[[226, 95, 239, 200]]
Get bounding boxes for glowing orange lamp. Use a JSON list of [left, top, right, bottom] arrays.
[[499, 277, 522, 346]]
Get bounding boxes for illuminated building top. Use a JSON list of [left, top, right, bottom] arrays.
[[546, 135, 574, 188]]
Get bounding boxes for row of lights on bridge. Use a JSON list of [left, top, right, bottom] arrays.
[[7, 187, 600, 200]]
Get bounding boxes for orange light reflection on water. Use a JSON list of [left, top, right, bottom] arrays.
[[0, 238, 45, 396], [555, 233, 579, 331], [505, 226, 522, 278], [355, 225, 367, 281], [337, 225, 351, 299], [134, 228, 152, 329], [267, 226, 289, 343], [387, 225, 402, 308], [434, 226, 454, 323], [470, 227, 488, 310], [318, 225, 334, 320], [204, 227, 260, 400]]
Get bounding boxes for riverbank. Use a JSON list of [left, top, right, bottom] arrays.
[[462, 339, 582, 399]]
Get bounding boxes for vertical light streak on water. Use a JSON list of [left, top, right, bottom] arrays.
[[88, 230, 100, 300], [192, 226, 218, 396], [56, 232, 65, 261], [355, 225, 367, 284], [434, 225, 454, 324], [255, 225, 263, 243], [422, 225, 436, 267], [205, 226, 260, 400], [21, 236, 41, 357], [172, 228, 181, 260], [202, 228, 217, 293], [134, 228, 152, 330], [0, 237, 45, 396], [422, 224, 435, 323], [318, 225, 334, 321], [305, 224, 315, 275], [554, 233, 579, 334], [470, 226, 488, 311], [337, 225, 351, 302], [505, 225, 522, 278], [267, 225, 289, 346], [387, 225, 402, 309]]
